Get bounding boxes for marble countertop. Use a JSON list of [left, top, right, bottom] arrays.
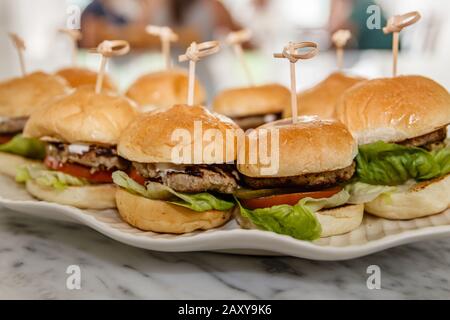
[[1, 207, 449, 299]]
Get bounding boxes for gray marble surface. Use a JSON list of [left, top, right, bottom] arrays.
[[0, 207, 449, 300]]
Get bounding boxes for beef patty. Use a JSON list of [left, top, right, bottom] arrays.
[[397, 127, 447, 150], [46, 143, 129, 172], [241, 162, 356, 190], [233, 113, 281, 130], [133, 162, 239, 194], [0, 116, 28, 134]]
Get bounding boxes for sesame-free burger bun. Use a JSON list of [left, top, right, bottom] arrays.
[[115, 188, 232, 233], [56, 67, 116, 91], [24, 86, 139, 145], [235, 203, 364, 238], [237, 117, 358, 178], [26, 180, 116, 209], [364, 174, 450, 220], [0, 152, 40, 178], [213, 84, 290, 117], [125, 69, 206, 111], [336, 75, 450, 145], [283, 72, 364, 119], [118, 104, 239, 164], [0, 71, 69, 117]]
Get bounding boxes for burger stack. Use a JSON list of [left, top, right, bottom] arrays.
[[0, 30, 448, 244]]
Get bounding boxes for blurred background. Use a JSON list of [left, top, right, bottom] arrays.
[[0, 0, 449, 103]]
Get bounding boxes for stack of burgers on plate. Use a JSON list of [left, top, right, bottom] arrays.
[[2, 14, 448, 244]]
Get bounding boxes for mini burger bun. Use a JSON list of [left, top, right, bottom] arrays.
[[118, 104, 239, 164], [125, 69, 206, 111], [336, 75, 450, 145], [23, 86, 139, 145], [237, 117, 358, 178], [56, 67, 116, 91], [115, 188, 232, 233], [234, 203, 364, 238], [0, 71, 69, 118], [364, 174, 450, 220], [26, 180, 116, 209], [283, 72, 364, 119], [213, 84, 290, 117], [0, 152, 40, 178]]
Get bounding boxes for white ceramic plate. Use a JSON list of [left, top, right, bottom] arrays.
[[1, 175, 450, 260]]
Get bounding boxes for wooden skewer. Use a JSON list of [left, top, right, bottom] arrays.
[[226, 29, 253, 86], [383, 11, 421, 77], [9, 33, 26, 76], [331, 29, 351, 70], [146, 25, 178, 70], [89, 40, 130, 94], [59, 29, 82, 66], [179, 41, 220, 106], [274, 41, 318, 124]]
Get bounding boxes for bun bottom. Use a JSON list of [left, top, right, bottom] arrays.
[[0, 152, 40, 178], [365, 174, 450, 220], [115, 188, 232, 233], [235, 203, 364, 238], [26, 180, 116, 209]]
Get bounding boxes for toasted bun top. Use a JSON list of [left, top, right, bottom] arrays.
[[125, 69, 206, 111], [237, 116, 358, 177], [118, 104, 239, 164], [56, 67, 116, 91], [283, 72, 364, 119], [213, 84, 290, 117], [0, 71, 69, 118], [336, 75, 450, 144], [24, 86, 139, 145]]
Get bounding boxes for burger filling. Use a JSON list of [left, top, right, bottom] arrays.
[[112, 163, 238, 213], [234, 163, 358, 241], [347, 126, 450, 204], [397, 127, 447, 150], [16, 142, 128, 189], [232, 112, 281, 130], [132, 162, 238, 194], [0, 116, 45, 159], [46, 143, 128, 173]]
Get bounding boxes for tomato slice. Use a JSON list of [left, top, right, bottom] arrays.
[[129, 168, 146, 185], [44, 156, 114, 183], [239, 186, 342, 210]]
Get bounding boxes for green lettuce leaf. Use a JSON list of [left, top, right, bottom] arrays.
[[112, 171, 234, 212], [432, 146, 450, 176], [0, 134, 46, 159], [356, 141, 450, 185], [236, 189, 350, 240], [16, 164, 87, 190], [345, 181, 397, 204]]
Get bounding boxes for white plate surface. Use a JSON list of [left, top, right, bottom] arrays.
[[1, 175, 450, 260]]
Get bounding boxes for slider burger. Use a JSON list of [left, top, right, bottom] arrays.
[[112, 104, 239, 234], [234, 117, 364, 240], [17, 86, 138, 209], [213, 84, 290, 130], [125, 69, 206, 112], [0, 71, 69, 177], [56, 67, 116, 91], [336, 75, 450, 219], [283, 72, 364, 119]]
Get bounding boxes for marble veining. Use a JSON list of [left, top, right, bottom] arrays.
[[0, 207, 449, 299]]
